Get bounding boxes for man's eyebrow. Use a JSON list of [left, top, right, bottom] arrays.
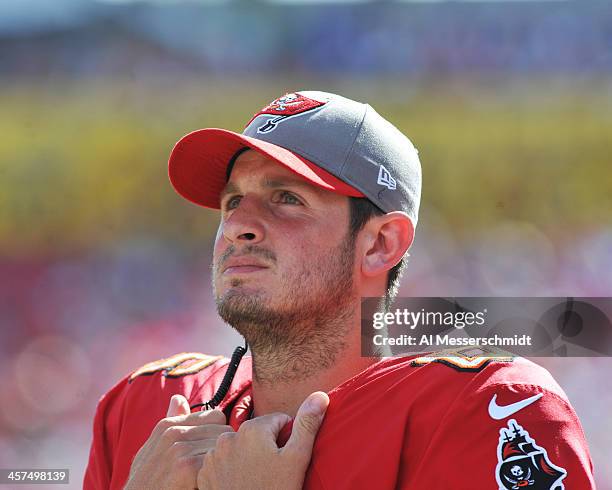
[[220, 177, 314, 200], [219, 182, 239, 201], [262, 178, 313, 191]]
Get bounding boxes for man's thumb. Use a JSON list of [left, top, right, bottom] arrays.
[[285, 391, 329, 454], [166, 394, 191, 417]]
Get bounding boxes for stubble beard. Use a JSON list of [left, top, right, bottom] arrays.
[[213, 235, 357, 385]]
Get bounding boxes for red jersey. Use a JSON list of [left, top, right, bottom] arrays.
[[84, 350, 595, 489]]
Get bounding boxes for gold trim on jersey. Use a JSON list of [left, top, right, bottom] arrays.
[[410, 347, 514, 372], [129, 352, 224, 382]]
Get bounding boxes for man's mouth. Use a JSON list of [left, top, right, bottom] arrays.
[[222, 257, 270, 275], [223, 265, 268, 275]]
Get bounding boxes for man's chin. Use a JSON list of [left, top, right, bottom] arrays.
[[216, 284, 266, 304], [216, 289, 272, 323]]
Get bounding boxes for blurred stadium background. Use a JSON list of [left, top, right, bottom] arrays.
[[1, 0, 611, 487]]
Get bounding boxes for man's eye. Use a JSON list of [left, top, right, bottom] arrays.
[[225, 195, 242, 210], [278, 191, 302, 205]]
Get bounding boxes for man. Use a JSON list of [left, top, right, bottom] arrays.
[[84, 91, 595, 489]]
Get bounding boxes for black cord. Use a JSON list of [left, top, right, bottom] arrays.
[[190, 340, 248, 411]]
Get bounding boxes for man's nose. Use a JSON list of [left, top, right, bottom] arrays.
[[221, 196, 265, 244]]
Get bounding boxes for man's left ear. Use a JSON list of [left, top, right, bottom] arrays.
[[361, 212, 415, 277]]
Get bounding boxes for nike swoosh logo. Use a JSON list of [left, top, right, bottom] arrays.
[[488, 392, 543, 420]]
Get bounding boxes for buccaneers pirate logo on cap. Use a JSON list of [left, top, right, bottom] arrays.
[[496, 419, 567, 489], [246, 92, 326, 134]]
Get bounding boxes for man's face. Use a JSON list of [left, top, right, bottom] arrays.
[[212, 150, 358, 353]]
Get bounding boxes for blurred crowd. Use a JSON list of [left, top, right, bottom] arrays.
[[1, 1, 612, 79]]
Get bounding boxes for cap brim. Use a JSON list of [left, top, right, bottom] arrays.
[[168, 128, 364, 210]]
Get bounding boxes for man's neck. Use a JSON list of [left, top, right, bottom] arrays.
[[250, 341, 378, 418]]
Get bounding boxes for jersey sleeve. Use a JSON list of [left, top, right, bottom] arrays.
[[83, 375, 131, 490], [83, 353, 228, 490], [398, 361, 595, 489]]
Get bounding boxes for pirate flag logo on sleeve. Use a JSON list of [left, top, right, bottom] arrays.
[[496, 419, 567, 490]]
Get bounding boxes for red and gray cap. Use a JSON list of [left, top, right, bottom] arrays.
[[169, 91, 422, 227]]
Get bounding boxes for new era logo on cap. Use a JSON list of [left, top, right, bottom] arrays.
[[377, 165, 397, 190]]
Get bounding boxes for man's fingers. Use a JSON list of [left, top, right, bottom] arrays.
[[238, 412, 292, 448], [164, 407, 227, 427], [167, 394, 191, 417], [154, 407, 228, 441], [284, 391, 329, 455], [162, 423, 235, 444], [169, 438, 223, 458]]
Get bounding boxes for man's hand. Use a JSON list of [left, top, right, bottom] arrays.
[[197, 391, 329, 490], [124, 395, 234, 490]]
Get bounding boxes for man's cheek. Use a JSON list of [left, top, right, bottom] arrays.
[[213, 230, 228, 271], [213, 230, 223, 255]]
